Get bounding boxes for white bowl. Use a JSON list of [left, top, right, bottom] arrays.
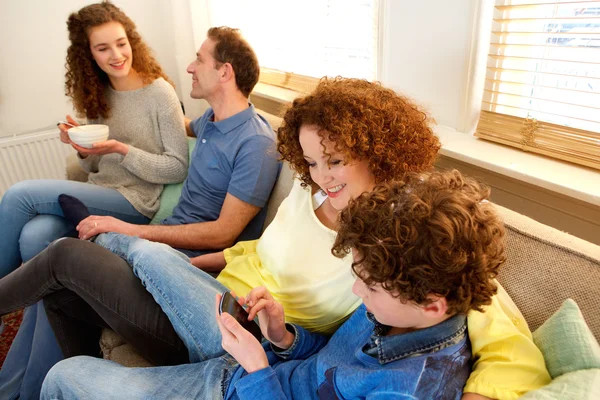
[[68, 124, 109, 148]]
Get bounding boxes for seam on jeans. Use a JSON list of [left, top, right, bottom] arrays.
[[220, 364, 231, 399], [4, 378, 22, 400], [135, 268, 209, 360]]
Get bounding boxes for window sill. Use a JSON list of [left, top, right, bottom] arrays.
[[436, 125, 600, 207], [251, 82, 299, 111]]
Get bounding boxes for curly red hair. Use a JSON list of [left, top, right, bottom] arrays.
[[277, 77, 440, 187], [332, 170, 505, 315], [65, 1, 175, 119]]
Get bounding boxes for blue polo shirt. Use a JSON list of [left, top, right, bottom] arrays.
[[163, 105, 280, 255]]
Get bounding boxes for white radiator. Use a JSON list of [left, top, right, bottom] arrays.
[[0, 129, 75, 196]]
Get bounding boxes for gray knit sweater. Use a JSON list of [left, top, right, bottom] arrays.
[[79, 78, 188, 218]]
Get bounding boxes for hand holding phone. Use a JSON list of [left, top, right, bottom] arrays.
[[216, 292, 269, 374], [219, 292, 262, 341], [244, 287, 295, 350]]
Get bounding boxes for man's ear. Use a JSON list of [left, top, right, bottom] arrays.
[[421, 295, 448, 318], [219, 62, 235, 83]]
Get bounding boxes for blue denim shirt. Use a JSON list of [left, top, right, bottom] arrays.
[[225, 304, 472, 399], [362, 310, 468, 363]]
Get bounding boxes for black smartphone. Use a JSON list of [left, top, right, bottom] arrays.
[[219, 291, 262, 341]]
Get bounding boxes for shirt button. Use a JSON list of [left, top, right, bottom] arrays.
[[512, 317, 521, 326], [201, 139, 207, 143]]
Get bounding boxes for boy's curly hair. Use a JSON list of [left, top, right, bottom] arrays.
[[277, 77, 441, 187], [332, 169, 505, 315], [65, 1, 175, 119]]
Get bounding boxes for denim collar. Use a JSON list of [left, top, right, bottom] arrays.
[[208, 104, 257, 135], [365, 311, 467, 364]]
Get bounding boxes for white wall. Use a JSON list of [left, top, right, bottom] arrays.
[[380, 0, 476, 131], [184, 0, 479, 129], [174, 0, 211, 120], [0, 0, 478, 137], [0, 0, 189, 138]]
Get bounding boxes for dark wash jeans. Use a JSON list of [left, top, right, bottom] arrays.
[[0, 238, 189, 366]]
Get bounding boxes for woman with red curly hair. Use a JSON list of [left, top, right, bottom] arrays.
[[209, 77, 440, 333], [0, 2, 188, 398]]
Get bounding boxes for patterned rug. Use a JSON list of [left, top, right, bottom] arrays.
[[0, 309, 23, 368]]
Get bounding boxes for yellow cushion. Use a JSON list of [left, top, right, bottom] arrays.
[[464, 281, 551, 400]]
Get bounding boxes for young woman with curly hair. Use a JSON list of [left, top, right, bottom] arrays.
[[0, 2, 188, 398]]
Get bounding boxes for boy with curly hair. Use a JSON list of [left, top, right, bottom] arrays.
[[41, 169, 505, 399]]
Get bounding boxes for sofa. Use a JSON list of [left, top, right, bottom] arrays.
[[66, 110, 600, 396]]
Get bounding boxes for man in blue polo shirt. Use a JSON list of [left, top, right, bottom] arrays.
[[1, 27, 281, 398], [75, 26, 281, 253], [163, 104, 278, 256]]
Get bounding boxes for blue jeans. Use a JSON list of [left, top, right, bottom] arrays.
[[41, 355, 236, 400], [0, 180, 150, 400], [0, 304, 63, 400], [95, 232, 229, 362]]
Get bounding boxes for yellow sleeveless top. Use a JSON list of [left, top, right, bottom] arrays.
[[217, 179, 361, 334]]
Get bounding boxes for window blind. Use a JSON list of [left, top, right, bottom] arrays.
[[206, 0, 379, 85], [475, 0, 600, 170]]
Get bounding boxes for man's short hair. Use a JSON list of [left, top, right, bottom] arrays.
[[332, 169, 506, 315], [207, 27, 260, 97]]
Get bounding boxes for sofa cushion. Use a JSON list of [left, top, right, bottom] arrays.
[[495, 204, 600, 342], [65, 153, 88, 183], [533, 298, 600, 379], [263, 162, 294, 230], [519, 369, 600, 400], [149, 138, 197, 225]]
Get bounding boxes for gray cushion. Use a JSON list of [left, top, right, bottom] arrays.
[[263, 162, 294, 230], [495, 204, 600, 342]]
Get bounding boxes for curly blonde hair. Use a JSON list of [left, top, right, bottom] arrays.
[[332, 169, 505, 315], [277, 77, 440, 187], [65, 1, 174, 119]]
